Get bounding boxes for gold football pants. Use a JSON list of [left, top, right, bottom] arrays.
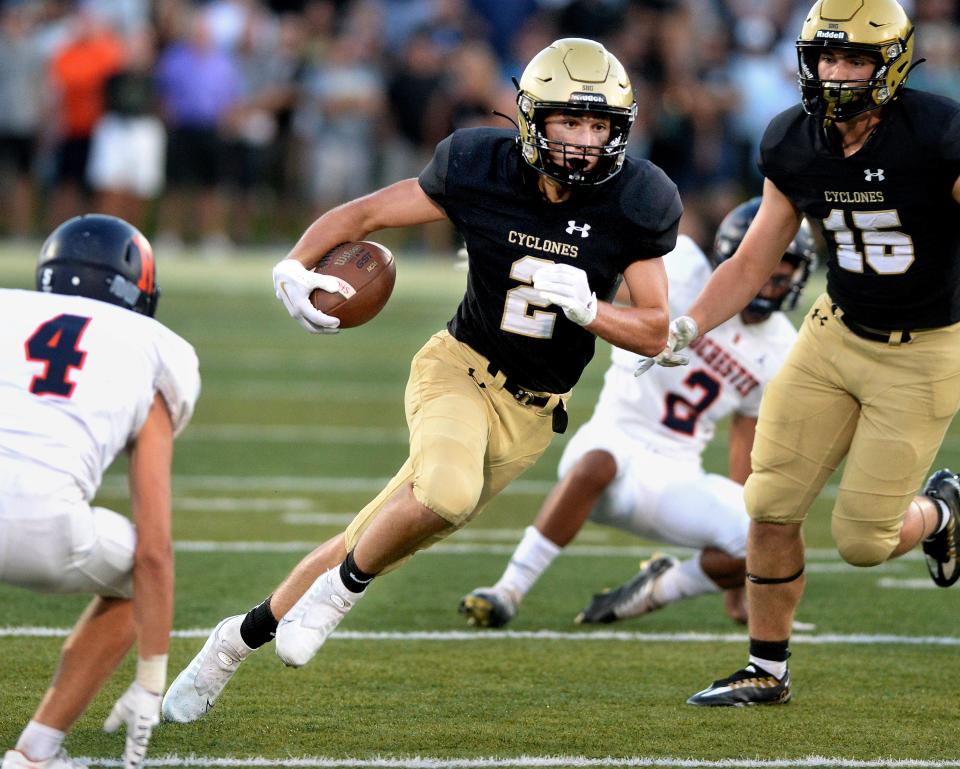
[[745, 293, 960, 566], [345, 330, 567, 571]]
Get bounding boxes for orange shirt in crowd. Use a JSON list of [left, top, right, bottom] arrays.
[[51, 33, 125, 138]]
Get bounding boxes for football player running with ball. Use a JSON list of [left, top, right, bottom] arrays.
[[641, 0, 960, 707], [0, 216, 200, 769], [162, 38, 682, 724], [459, 199, 818, 630]]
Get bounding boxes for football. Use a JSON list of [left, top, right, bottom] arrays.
[[310, 241, 396, 328]]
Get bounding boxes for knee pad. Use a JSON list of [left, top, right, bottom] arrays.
[[414, 463, 483, 527], [831, 501, 898, 567]]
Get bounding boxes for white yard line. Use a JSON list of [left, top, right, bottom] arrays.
[[72, 754, 960, 768], [3, 627, 957, 646]]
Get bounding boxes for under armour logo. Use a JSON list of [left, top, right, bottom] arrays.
[[811, 308, 828, 326], [566, 221, 591, 238], [864, 168, 885, 182]]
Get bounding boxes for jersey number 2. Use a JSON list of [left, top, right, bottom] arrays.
[[25, 314, 91, 397], [501, 256, 558, 339], [662, 370, 720, 436]]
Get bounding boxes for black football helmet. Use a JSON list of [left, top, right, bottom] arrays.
[[516, 38, 637, 186], [712, 198, 819, 318], [796, 0, 914, 123], [36, 214, 159, 317]]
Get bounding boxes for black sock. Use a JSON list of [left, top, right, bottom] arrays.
[[340, 550, 376, 593], [749, 637, 790, 662], [239, 596, 278, 649]]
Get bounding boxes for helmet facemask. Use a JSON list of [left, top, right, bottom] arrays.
[[517, 98, 636, 186]]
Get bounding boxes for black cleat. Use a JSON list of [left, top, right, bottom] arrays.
[[458, 586, 519, 628], [575, 555, 678, 624], [686, 664, 791, 707], [922, 469, 960, 587]]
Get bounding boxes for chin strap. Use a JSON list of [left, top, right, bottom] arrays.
[[747, 566, 804, 585]]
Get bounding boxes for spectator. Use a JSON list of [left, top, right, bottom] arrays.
[[86, 24, 165, 231], [155, 8, 243, 256], [425, 40, 515, 146], [298, 31, 385, 215], [384, 27, 451, 251], [0, 3, 47, 238], [225, 10, 310, 243], [46, 7, 124, 229]]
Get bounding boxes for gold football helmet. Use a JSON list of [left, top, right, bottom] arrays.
[[796, 0, 914, 123], [516, 38, 636, 186]]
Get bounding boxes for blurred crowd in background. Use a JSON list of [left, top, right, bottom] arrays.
[[1, 0, 958, 257]]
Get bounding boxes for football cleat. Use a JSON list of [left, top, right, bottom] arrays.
[[161, 615, 252, 723], [458, 586, 520, 628], [575, 554, 678, 624], [922, 469, 960, 587], [686, 664, 791, 707], [2, 750, 87, 769], [275, 568, 363, 668]]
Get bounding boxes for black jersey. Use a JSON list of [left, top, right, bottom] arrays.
[[759, 90, 960, 329], [419, 127, 681, 393]]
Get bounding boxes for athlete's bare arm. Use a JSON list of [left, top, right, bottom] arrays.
[[128, 393, 175, 658], [287, 179, 448, 269], [588, 256, 669, 356], [687, 180, 801, 337]]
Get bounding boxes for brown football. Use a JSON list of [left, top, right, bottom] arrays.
[[309, 241, 396, 328]]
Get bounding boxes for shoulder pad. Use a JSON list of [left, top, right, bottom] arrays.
[[618, 160, 682, 232]]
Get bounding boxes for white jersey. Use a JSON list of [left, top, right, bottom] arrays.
[[589, 235, 797, 461], [0, 289, 200, 502]]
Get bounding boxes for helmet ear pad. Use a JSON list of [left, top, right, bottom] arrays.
[[36, 214, 159, 316]]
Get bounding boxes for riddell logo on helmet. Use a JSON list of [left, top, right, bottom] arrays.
[[815, 30, 848, 40], [569, 92, 607, 104]]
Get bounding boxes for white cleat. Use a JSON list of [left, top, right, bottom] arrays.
[[161, 615, 252, 723], [275, 568, 363, 668], [2, 750, 87, 769]]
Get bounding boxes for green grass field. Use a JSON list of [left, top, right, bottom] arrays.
[[1, 246, 958, 769]]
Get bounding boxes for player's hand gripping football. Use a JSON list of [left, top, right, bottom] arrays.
[[634, 315, 698, 376], [272, 258, 342, 334], [103, 681, 161, 769], [532, 264, 598, 326]]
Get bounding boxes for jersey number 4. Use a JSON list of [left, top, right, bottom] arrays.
[[25, 314, 91, 397]]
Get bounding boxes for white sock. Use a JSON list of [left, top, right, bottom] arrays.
[[495, 526, 562, 599], [16, 720, 64, 762], [652, 556, 718, 605], [748, 655, 788, 680]]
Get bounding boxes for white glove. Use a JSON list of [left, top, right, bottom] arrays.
[[532, 264, 598, 326], [103, 681, 161, 769], [272, 258, 342, 334], [634, 315, 699, 376], [454, 246, 468, 272]]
